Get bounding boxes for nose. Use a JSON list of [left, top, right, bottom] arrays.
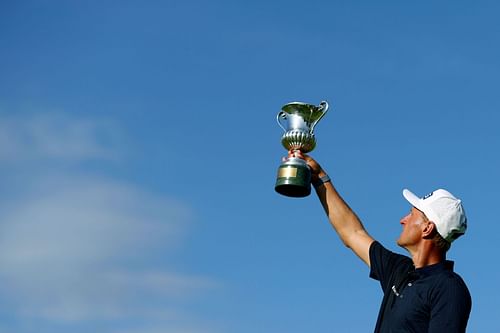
[[400, 214, 409, 225]]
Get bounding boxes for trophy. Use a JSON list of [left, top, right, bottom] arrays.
[[275, 100, 329, 197]]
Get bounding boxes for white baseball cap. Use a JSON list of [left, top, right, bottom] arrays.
[[402, 188, 467, 243]]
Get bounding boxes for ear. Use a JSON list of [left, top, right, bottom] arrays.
[[422, 221, 437, 239]]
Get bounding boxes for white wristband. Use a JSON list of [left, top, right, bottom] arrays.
[[313, 174, 331, 188]]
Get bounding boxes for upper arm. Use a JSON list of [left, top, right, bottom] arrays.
[[343, 229, 375, 267]]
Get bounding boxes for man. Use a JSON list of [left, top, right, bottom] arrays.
[[294, 151, 472, 332]]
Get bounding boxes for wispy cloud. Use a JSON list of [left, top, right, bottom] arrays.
[[0, 112, 217, 332], [0, 112, 122, 162]]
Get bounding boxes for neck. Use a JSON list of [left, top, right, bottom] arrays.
[[406, 241, 446, 269]]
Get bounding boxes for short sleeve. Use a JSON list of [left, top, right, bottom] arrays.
[[369, 241, 413, 293], [428, 274, 472, 333]]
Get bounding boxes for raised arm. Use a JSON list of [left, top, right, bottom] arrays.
[[302, 153, 375, 266]]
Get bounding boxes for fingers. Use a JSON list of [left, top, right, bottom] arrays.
[[282, 150, 322, 175], [287, 150, 306, 159]]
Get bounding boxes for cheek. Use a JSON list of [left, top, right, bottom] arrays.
[[413, 218, 422, 226], [408, 223, 422, 237]]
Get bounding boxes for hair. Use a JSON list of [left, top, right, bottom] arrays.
[[421, 212, 451, 253], [432, 229, 451, 253]]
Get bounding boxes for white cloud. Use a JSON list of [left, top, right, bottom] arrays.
[[0, 176, 210, 322], [0, 112, 218, 332]]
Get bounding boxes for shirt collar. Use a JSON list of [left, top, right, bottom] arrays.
[[414, 260, 454, 278]]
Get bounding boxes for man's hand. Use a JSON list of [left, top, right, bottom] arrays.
[[287, 150, 326, 182]]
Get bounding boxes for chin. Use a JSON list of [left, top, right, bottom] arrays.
[[396, 238, 405, 248]]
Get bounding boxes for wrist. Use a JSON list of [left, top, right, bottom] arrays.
[[317, 170, 328, 179], [312, 173, 331, 188]]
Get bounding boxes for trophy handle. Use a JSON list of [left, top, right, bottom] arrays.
[[310, 101, 329, 133], [276, 111, 287, 132]]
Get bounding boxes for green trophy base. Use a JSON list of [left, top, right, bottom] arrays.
[[275, 157, 311, 197]]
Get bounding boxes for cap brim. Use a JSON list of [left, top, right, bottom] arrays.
[[403, 189, 423, 211]]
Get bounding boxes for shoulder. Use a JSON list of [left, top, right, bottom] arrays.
[[429, 270, 471, 306], [436, 270, 469, 291]]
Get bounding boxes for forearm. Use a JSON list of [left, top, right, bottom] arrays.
[[315, 179, 363, 241], [314, 170, 374, 264]]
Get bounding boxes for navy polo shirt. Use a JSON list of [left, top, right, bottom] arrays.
[[369, 241, 471, 333]]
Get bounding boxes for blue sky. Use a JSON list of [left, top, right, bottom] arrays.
[[1, 1, 499, 332]]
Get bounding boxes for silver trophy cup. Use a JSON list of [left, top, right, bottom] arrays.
[[275, 100, 329, 197]]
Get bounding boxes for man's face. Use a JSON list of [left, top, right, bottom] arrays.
[[397, 207, 428, 249]]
